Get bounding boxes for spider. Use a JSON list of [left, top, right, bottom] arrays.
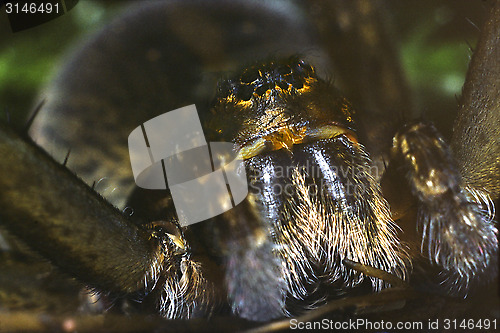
[[0, 0, 498, 330]]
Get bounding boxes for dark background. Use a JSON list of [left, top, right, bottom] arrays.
[[0, 0, 490, 137]]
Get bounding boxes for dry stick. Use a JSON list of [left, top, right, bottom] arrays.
[[0, 123, 162, 297], [343, 258, 408, 288], [451, 0, 500, 199], [242, 259, 412, 333], [0, 312, 256, 333], [242, 288, 418, 333]]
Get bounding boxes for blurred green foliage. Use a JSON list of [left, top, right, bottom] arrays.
[[0, 0, 122, 127]]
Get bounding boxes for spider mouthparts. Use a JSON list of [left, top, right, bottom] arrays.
[[305, 124, 358, 144], [165, 233, 186, 251], [238, 124, 357, 159], [149, 220, 187, 254]]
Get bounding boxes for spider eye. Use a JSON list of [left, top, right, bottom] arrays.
[[209, 58, 358, 158]]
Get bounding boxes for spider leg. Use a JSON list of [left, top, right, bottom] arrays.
[[0, 123, 213, 319], [451, 1, 500, 199], [391, 121, 498, 294], [211, 196, 288, 322]]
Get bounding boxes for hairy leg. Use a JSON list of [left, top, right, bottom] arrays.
[[392, 121, 498, 293]]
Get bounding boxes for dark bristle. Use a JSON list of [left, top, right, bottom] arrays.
[[465, 16, 480, 32], [24, 99, 46, 133], [63, 148, 71, 166]]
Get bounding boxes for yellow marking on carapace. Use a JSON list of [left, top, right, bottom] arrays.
[[236, 98, 253, 108], [222, 94, 237, 103], [221, 75, 319, 107], [341, 98, 355, 122], [296, 76, 317, 94]]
